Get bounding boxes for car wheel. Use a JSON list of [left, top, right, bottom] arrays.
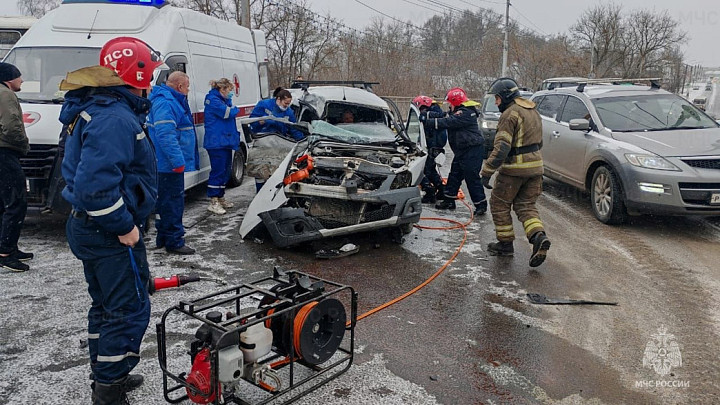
[[590, 165, 627, 224], [227, 149, 246, 188]]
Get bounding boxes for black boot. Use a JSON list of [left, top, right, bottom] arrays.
[[487, 241, 514, 256], [435, 197, 456, 210], [90, 372, 144, 392], [474, 203, 487, 216], [529, 232, 551, 267], [421, 186, 436, 204], [91, 378, 130, 405]]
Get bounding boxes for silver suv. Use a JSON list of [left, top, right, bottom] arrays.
[[531, 81, 720, 223]]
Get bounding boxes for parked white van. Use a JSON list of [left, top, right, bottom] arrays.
[[3, 0, 269, 213]]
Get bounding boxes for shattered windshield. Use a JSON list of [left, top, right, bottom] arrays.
[[309, 120, 398, 144], [592, 94, 718, 132], [5, 47, 100, 103]]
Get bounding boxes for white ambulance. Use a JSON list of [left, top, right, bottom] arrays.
[[3, 0, 269, 213]]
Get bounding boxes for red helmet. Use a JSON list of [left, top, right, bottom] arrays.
[[445, 87, 469, 107], [100, 37, 163, 89], [412, 95, 433, 108]]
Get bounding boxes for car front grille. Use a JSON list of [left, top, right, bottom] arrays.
[[20, 144, 58, 206], [678, 182, 720, 206], [20, 144, 57, 180], [682, 159, 720, 170], [312, 200, 395, 229]]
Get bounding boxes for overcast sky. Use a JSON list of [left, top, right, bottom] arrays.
[[1, 0, 717, 66]]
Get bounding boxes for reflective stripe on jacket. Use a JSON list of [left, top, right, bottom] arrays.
[[481, 98, 544, 178], [427, 104, 483, 151], [60, 86, 157, 236], [147, 84, 198, 173]]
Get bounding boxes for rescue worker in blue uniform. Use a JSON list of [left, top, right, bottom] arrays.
[[60, 37, 164, 404], [203, 78, 239, 215], [249, 86, 304, 191], [412, 95, 447, 204], [147, 71, 199, 254], [422, 87, 488, 215]]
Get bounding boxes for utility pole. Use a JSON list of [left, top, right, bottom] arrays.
[[501, 0, 510, 77], [241, 0, 251, 28]]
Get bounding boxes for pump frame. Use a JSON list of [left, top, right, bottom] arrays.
[[156, 268, 357, 404]]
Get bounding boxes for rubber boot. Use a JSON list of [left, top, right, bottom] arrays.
[[474, 202, 487, 216], [91, 378, 130, 405], [435, 196, 456, 210], [487, 241, 514, 256], [421, 186, 436, 204], [529, 232, 551, 267]]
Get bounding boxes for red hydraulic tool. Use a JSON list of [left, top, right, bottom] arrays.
[[149, 273, 226, 294]]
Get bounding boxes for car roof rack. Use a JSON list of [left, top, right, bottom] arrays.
[[575, 77, 662, 92], [290, 80, 380, 92]]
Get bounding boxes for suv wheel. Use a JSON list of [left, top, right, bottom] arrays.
[[590, 166, 627, 224], [227, 149, 246, 188]]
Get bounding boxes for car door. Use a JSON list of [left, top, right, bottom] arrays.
[[553, 95, 593, 185], [406, 104, 428, 185], [534, 94, 566, 175]]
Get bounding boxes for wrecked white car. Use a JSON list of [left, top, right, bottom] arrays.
[[239, 83, 428, 248]]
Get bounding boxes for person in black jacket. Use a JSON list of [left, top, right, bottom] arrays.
[[422, 87, 487, 215], [413, 95, 448, 204]]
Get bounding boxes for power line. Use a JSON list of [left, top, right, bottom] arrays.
[[510, 4, 548, 37]]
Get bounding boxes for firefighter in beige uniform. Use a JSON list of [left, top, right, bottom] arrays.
[[481, 77, 551, 267]]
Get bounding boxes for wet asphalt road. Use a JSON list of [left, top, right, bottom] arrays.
[[2, 171, 720, 404]]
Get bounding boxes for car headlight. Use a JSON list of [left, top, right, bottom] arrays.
[[624, 154, 680, 171], [481, 120, 489, 128]]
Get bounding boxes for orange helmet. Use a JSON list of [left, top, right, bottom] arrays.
[[100, 37, 163, 89], [412, 95, 433, 108], [445, 87, 469, 107]]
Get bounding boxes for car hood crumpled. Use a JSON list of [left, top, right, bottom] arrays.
[[612, 128, 720, 157]]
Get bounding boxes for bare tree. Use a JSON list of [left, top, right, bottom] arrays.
[[620, 9, 687, 77], [16, 0, 60, 18], [570, 3, 624, 77]]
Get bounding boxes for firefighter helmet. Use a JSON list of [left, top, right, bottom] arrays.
[[412, 95, 434, 108], [99, 37, 163, 89], [488, 77, 520, 104], [445, 87, 469, 107]]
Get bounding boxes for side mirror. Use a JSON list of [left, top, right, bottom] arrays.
[[569, 118, 590, 131]]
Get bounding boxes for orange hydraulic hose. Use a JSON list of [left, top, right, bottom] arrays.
[[352, 199, 475, 323]]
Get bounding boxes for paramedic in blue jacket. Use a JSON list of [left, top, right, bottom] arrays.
[[249, 87, 304, 192], [422, 87, 487, 216], [412, 95, 448, 204], [61, 37, 163, 404], [148, 71, 199, 255], [203, 78, 239, 215]]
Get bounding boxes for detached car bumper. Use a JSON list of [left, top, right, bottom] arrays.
[[259, 184, 422, 248], [619, 164, 720, 215]]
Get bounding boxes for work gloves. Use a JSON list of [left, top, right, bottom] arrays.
[[481, 175, 493, 189]]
